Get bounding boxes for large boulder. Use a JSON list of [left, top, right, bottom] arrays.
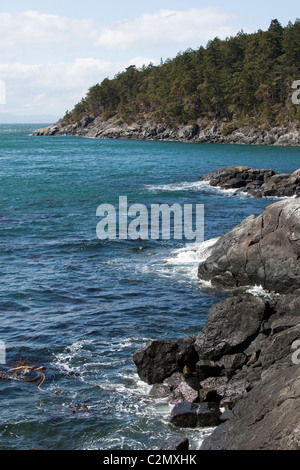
[[198, 199, 300, 294], [170, 401, 222, 429], [194, 294, 269, 360], [133, 337, 198, 385]]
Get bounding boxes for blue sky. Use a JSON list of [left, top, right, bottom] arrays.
[[0, 1, 298, 121]]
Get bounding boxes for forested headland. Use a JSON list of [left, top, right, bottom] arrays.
[[59, 19, 300, 132]]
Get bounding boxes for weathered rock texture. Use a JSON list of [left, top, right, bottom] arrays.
[[198, 199, 300, 294], [201, 165, 300, 198], [33, 118, 300, 146], [200, 365, 300, 450]]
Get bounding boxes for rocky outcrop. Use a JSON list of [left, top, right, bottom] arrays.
[[198, 199, 300, 294], [133, 198, 300, 450], [33, 117, 300, 146], [134, 291, 300, 449], [170, 401, 222, 428], [200, 165, 300, 198], [200, 365, 300, 450], [133, 337, 198, 385]]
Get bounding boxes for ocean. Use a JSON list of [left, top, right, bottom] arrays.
[[0, 123, 299, 450]]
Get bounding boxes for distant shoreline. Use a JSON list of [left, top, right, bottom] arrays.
[[34, 116, 300, 147]]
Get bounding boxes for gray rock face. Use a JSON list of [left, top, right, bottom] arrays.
[[198, 199, 300, 294], [200, 366, 300, 450], [194, 294, 269, 359], [33, 119, 300, 146]]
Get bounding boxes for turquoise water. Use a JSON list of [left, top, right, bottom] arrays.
[[0, 124, 300, 450]]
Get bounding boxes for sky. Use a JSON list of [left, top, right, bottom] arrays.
[[0, 0, 299, 122]]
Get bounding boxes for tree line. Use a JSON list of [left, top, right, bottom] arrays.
[[61, 19, 300, 130]]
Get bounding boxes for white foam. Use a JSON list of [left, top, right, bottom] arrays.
[[246, 285, 280, 298], [162, 237, 219, 280], [145, 179, 249, 198], [146, 180, 209, 192], [166, 237, 219, 265]]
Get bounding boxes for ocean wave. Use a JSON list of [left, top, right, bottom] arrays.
[[145, 180, 249, 198], [134, 238, 219, 283], [146, 179, 298, 201], [146, 180, 209, 192], [166, 237, 219, 265]]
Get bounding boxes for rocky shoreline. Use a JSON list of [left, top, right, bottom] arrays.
[[200, 165, 300, 198], [133, 198, 300, 450], [34, 116, 300, 146]]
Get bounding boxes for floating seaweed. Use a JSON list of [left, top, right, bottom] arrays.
[[70, 404, 89, 414], [0, 361, 47, 392]]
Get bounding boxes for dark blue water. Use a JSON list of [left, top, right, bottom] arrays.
[[1, 124, 299, 450]]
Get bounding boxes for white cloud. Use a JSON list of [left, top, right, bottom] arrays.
[[0, 11, 97, 47], [95, 8, 235, 49], [0, 58, 117, 116], [0, 7, 236, 118]]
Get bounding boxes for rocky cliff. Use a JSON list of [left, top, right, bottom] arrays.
[[133, 198, 300, 450], [34, 117, 300, 146]]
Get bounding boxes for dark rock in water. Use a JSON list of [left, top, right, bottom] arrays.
[[170, 402, 199, 428], [133, 338, 198, 384], [132, 197, 300, 450], [198, 199, 300, 294], [201, 165, 275, 187], [196, 402, 222, 428], [160, 437, 189, 451], [170, 401, 221, 428], [200, 165, 300, 198], [200, 366, 300, 450]]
